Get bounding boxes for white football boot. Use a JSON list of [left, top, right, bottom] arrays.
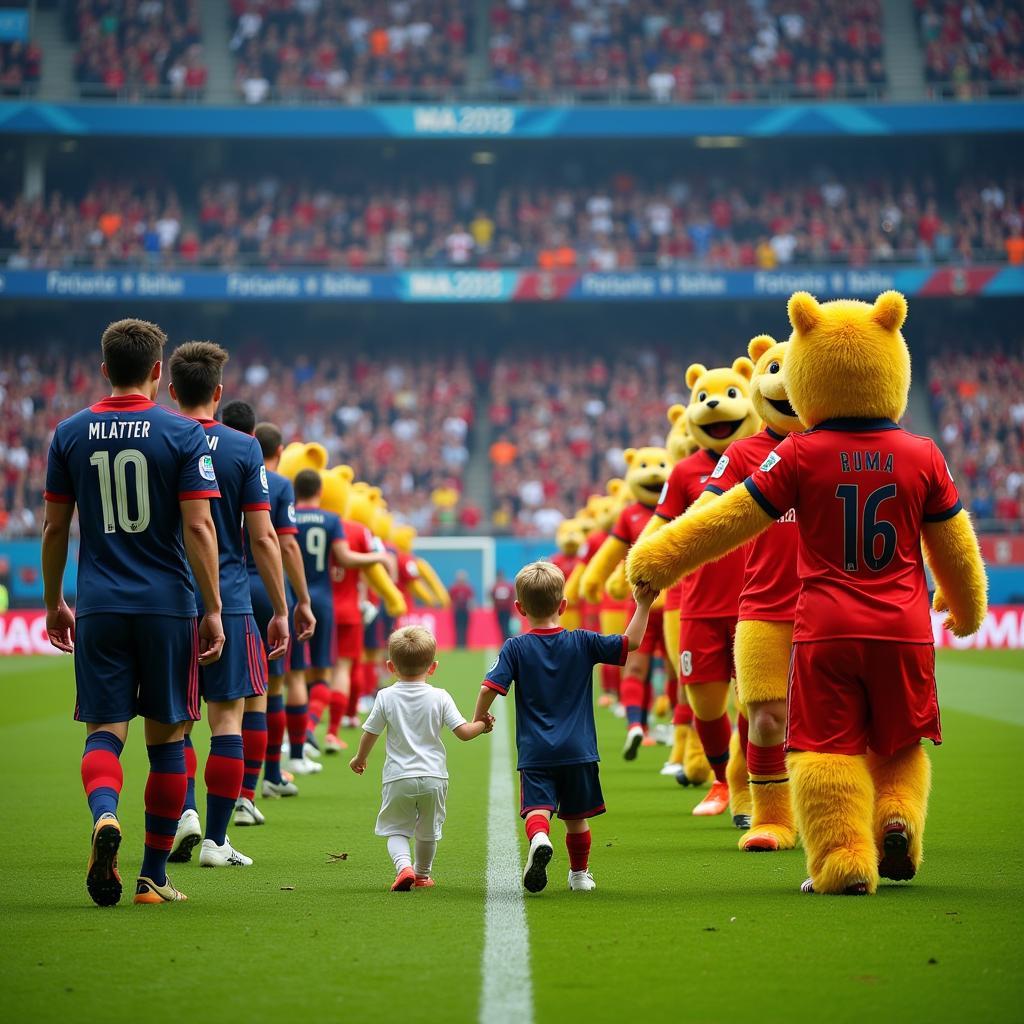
[[199, 836, 253, 867], [168, 808, 202, 863], [262, 777, 299, 798], [522, 832, 553, 894], [568, 870, 597, 892], [233, 797, 265, 826]]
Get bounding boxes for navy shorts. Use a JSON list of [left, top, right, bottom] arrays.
[[250, 575, 300, 679], [303, 591, 335, 672], [520, 763, 605, 820], [199, 613, 267, 703], [364, 608, 394, 651], [74, 613, 200, 725]]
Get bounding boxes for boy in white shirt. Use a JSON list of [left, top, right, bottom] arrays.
[[350, 625, 492, 891]]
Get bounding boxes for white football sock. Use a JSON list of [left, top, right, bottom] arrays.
[[387, 835, 412, 873], [414, 839, 437, 877]]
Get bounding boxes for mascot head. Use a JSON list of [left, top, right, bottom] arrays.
[[747, 334, 804, 437], [278, 441, 328, 480], [390, 522, 417, 553], [684, 358, 759, 455], [623, 446, 671, 506], [784, 290, 910, 427], [317, 464, 354, 517], [556, 517, 587, 556], [665, 404, 697, 464]]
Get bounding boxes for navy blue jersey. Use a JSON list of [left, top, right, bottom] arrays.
[[295, 505, 344, 602], [484, 627, 628, 769], [245, 469, 298, 575], [44, 395, 220, 617], [194, 418, 270, 615]]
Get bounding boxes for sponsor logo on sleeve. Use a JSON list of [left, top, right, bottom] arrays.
[[199, 454, 216, 481], [488, 656, 500, 675], [658, 482, 669, 504], [260, 465, 269, 491], [287, 503, 297, 523], [760, 451, 781, 473], [711, 455, 729, 480]]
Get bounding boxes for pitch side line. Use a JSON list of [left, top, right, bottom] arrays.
[[480, 678, 533, 1024]]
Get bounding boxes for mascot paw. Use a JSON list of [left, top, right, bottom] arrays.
[[932, 588, 948, 613], [386, 598, 408, 618], [740, 824, 797, 853], [652, 694, 671, 719]]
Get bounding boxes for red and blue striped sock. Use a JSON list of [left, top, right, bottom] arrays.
[[621, 675, 646, 727], [142, 740, 186, 886], [204, 734, 244, 846], [183, 733, 198, 813], [265, 694, 286, 785], [81, 730, 123, 824], [286, 703, 308, 757], [241, 711, 267, 801]]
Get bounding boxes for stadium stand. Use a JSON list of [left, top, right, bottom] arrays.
[[228, 0, 474, 103], [0, 37, 41, 96], [4, 171, 1021, 269], [487, 0, 887, 101]]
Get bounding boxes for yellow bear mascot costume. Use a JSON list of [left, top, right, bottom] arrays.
[[701, 334, 805, 850], [629, 291, 987, 893], [630, 359, 760, 821], [551, 517, 588, 630], [580, 447, 671, 757], [389, 522, 451, 609]]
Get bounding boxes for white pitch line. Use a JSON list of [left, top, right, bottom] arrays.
[[480, 695, 533, 1024]]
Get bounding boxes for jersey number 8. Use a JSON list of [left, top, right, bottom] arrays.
[[89, 449, 151, 534]]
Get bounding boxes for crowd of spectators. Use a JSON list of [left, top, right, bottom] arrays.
[[70, 0, 207, 99], [489, 0, 886, 101], [488, 349, 689, 536], [229, 0, 473, 104], [4, 171, 1023, 270], [928, 349, 1024, 525], [0, 348, 476, 538], [0, 38, 42, 95], [918, 0, 1023, 97]]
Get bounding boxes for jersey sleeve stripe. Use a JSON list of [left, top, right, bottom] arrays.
[[276, 526, 299, 535], [242, 502, 272, 512], [655, 511, 672, 521], [179, 489, 221, 500], [43, 490, 74, 503], [610, 531, 630, 544], [923, 499, 964, 523], [743, 478, 782, 520], [483, 678, 508, 694], [618, 636, 629, 665], [703, 484, 725, 496]]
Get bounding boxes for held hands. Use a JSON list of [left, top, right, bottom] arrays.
[[46, 599, 75, 654], [631, 582, 659, 608], [197, 611, 225, 665], [480, 713, 496, 734]]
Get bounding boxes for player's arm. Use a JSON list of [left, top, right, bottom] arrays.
[[629, 483, 772, 593], [473, 686, 499, 723], [246, 507, 289, 658], [453, 719, 491, 741], [41, 499, 75, 653], [330, 538, 387, 569], [923, 510, 987, 638], [348, 730, 379, 774], [279, 533, 315, 641], [181, 498, 225, 665], [623, 584, 658, 651]]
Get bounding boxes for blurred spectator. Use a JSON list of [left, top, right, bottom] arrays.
[[0, 39, 42, 95]]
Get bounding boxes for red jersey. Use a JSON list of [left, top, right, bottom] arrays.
[[655, 449, 745, 621], [706, 428, 798, 623], [331, 519, 374, 625], [611, 500, 657, 546], [392, 546, 422, 603], [550, 552, 583, 597], [579, 527, 627, 612], [744, 418, 962, 643]]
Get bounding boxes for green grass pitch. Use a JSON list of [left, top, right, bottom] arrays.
[[1, 649, 1022, 1024]]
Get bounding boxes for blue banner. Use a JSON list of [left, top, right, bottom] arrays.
[[0, 10, 28, 42], [0, 266, 1020, 303], [0, 99, 1021, 139]]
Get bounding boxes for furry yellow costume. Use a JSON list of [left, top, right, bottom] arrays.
[[701, 335, 805, 850], [389, 523, 451, 609], [630, 359, 759, 820], [552, 517, 588, 630], [628, 291, 987, 893]]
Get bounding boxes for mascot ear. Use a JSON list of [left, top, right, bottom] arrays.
[[747, 334, 776, 363], [685, 364, 707, 390], [334, 464, 354, 482], [607, 478, 624, 497], [304, 443, 328, 471], [788, 291, 822, 335], [623, 448, 637, 467], [871, 290, 908, 333], [667, 403, 686, 427], [732, 357, 755, 381]]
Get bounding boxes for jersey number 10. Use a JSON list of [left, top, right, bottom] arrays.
[[90, 449, 151, 534]]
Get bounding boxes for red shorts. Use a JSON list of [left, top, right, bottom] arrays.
[[638, 609, 665, 656], [335, 620, 364, 663], [678, 616, 735, 684], [786, 640, 941, 757]]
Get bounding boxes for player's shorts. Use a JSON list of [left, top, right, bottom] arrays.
[[303, 592, 336, 672], [249, 573, 295, 679], [335, 620, 365, 663], [638, 609, 666, 656], [200, 613, 267, 703], [678, 616, 736, 685], [520, 763, 605, 820], [74, 613, 200, 725], [375, 776, 448, 840], [786, 640, 941, 757], [364, 608, 394, 651]]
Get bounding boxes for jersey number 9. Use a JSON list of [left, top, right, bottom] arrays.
[[306, 526, 328, 573]]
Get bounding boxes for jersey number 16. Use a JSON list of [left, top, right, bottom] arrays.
[[835, 483, 897, 572]]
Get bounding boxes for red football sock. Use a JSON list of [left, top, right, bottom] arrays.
[[525, 813, 550, 842], [695, 713, 732, 783], [328, 691, 346, 734], [620, 674, 645, 727], [307, 681, 330, 732], [747, 741, 788, 783], [673, 701, 694, 726], [346, 665, 362, 718], [665, 675, 679, 708], [566, 830, 591, 872], [600, 664, 621, 696]]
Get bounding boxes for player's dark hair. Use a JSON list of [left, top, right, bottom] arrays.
[[255, 422, 283, 459], [294, 469, 322, 501], [220, 400, 256, 435], [101, 318, 167, 387], [168, 341, 229, 407]]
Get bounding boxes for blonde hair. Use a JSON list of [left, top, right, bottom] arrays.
[[515, 561, 566, 618], [388, 625, 437, 678]]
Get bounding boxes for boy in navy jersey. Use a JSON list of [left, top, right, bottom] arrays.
[[167, 342, 290, 869], [473, 561, 655, 894], [42, 318, 224, 906]]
